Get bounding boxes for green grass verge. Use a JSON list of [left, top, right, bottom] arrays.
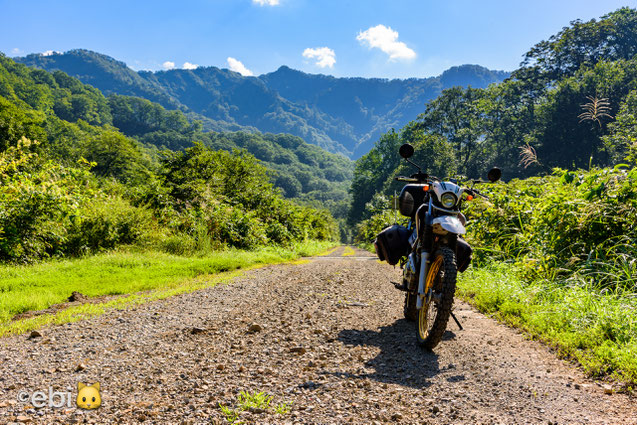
[[0, 240, 336, 335], [219, 390, 291, 424], [342, 246, 356, 256], [318, 246, 339, 256], [457, 262, 637, 388]]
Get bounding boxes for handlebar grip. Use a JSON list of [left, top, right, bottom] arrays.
[[467, 189, 489, 200], [474, 190, 489, 200]]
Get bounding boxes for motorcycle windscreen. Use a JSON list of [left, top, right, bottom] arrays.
[[432, 215, 466, 235]]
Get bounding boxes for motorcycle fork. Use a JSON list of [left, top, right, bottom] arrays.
[[415, 206, 434, 310], [416, 251, 430, 310]]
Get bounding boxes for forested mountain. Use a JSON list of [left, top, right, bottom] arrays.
[[14, 50, 508, 158], [0, 54, 338, 262], [0, 54, 352, 203]]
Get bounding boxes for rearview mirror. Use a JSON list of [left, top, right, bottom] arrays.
[[487, 167, 502, 183], [399, 143, 414, 159]]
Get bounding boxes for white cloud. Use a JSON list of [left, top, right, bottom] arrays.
[[182, 62, 198, 70], [356, 24, 416, 61], [41, 50, 59, 57], [227, 57, 254, 76], [252, 0, 280, 5], [302, 47, 336, 68], [162, 61, 175, 70], [11, 48, 21, 55]]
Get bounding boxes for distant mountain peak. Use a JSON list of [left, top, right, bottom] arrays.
[[268, 65, 310, 78], [440, 64, 509, 88], [20, 49, 129, 67], [275, 65, 294, 72]]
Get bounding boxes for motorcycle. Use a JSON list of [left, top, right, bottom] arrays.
[[374, 143, 501, 349]]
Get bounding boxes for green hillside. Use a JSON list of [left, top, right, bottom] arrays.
[[0, 53, 337, 265], [0, 54, 352, 213], [14, 49, 508, 158]]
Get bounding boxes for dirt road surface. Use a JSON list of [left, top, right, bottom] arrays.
[[0, 246, 635, 424]]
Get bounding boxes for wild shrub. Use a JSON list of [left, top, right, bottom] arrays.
[[464, 166, 637, 290], [158, 143, 337, 251], [65, 195, 158, 255], [0, 139, 160, 262], [0, 138, 90, 262]]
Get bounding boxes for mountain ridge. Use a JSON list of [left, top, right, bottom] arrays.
[[14, 49, 509, 158]]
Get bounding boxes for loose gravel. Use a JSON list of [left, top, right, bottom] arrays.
[[0, 246, 635, 424]]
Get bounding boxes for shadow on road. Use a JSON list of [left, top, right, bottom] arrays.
[[326, 319, 448, 389]]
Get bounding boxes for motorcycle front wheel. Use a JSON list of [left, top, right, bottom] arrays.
[[417, 246, 457, 350]]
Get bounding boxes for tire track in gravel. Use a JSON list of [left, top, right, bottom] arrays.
[[0, 246, 635, 424]]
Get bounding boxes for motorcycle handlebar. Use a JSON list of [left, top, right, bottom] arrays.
[[395, 176, 420, 182], [395, 173, 439, 183], [394, 177, 490, 199], [468, 189, 489, 200]]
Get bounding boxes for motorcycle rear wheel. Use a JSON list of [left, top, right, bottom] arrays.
[[403, 291, 417, 321], [417, 246, 457, 350]]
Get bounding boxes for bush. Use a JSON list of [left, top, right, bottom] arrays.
[[464, 166, 637, 290], [207, 206, 268, 250], [0, 139, 160, 262], [66, 195, 158, 255], [159, 143, 338, 249], [0, 139, 88, 262]]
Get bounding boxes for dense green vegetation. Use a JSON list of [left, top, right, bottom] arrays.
[[106, 94, 353, 204], [465, 168, 637, 284], [459, 166, 637, 385], [0, 54, 338, 265], [15, 49, 508, 158], [352, 8, 637, 386]]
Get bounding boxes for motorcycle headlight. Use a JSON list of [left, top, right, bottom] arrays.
[[440, 192, 457, 208]]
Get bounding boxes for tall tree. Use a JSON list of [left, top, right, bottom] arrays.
[[418, 86, 485, 176], [519, 8, 637, 81]]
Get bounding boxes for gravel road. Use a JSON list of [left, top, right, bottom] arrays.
[[0, 246, 635, 424]]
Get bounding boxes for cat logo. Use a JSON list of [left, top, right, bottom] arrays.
[[76, 382, 101, 409]]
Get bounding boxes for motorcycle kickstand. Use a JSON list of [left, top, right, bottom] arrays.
[[450, 311, 463, 331], [391, 281, 408, 291]]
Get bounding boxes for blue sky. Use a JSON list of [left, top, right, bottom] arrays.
[[1, 0, 635, 78]]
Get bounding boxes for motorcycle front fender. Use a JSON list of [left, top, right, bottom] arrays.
[[432, 215, 466, 235]]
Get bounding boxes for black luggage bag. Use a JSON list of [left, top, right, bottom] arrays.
[[374, 224, 411, 266]]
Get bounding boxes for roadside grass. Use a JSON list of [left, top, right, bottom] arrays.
[[457, 262, 637, 388], [319, 246, 339, 256], [0, 241, 335, 335], [219, 391, 292, 424], [357, 242, 374, 253], [342, 246, 356, 256]]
